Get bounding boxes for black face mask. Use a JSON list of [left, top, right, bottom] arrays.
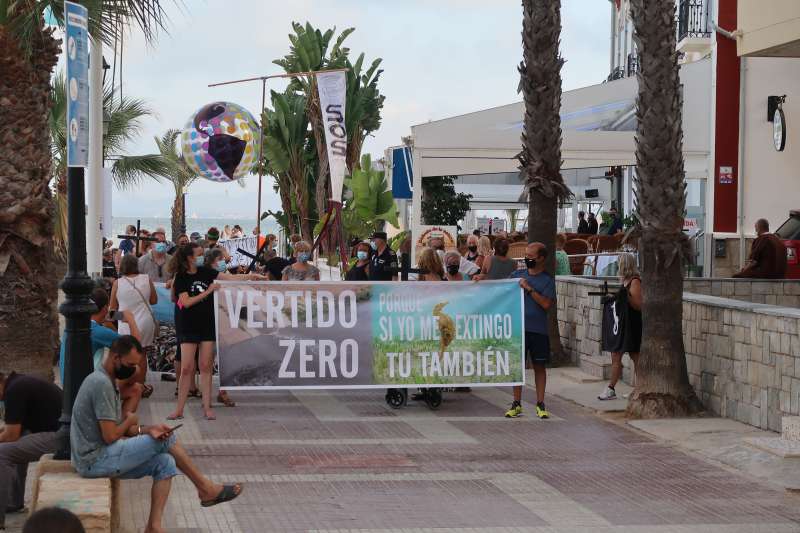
[[524, 257, 537, 269], [467, 245, 477, 253], [447, 264, 460, 275], [114, 360, 137, 380]]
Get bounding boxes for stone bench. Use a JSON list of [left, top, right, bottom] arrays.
[[30, 455, 120, 533]]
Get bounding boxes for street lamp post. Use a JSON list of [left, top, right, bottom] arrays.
[[54, 166, 97, 459]]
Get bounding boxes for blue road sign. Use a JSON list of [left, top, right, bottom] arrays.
[[65, 1, 89, 167]]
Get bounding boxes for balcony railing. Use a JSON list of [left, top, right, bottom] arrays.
[[677, 0, 712, 41]]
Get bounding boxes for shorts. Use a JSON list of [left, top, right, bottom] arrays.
[[525, 332, 550, 366], [177, 332, 215, 344], [78, 434, 178, 482]]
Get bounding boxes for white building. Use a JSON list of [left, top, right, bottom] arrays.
[[386, 0, 799, 277]]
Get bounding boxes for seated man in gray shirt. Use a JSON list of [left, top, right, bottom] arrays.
[[71, 336, 242, 533]]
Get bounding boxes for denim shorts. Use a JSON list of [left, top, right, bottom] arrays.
[[79, 433, 178, 481]]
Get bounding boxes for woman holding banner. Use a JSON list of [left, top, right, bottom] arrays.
[[282, 241, 320, 281], [167, 243, 266, 421]]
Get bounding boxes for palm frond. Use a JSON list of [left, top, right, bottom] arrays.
[[111, 154, 167, 189], [4, 0, 173, 60]]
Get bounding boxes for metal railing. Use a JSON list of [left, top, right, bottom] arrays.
[[677, 0, 712, 41], [626, 53, 640, 77]]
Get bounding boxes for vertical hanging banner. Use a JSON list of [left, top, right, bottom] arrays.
[[65, 1, 90, 167], [317, 71, 347, 203]]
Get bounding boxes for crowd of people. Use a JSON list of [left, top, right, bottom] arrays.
[[0, 219, 650, 532]]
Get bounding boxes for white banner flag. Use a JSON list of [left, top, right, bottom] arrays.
[[317, 71, 347, 203]]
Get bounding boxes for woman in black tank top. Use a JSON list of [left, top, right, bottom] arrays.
[[598, 253, 642, 401]]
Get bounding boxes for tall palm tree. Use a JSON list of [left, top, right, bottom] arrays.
[[343, 53, 385, 172], [154, 129, 198, 242], [0, 0, 169, 378], [50, 74, 166, 257], [627, 0, 700, 417], [263, 90, 314, 242], [519, 0, 571, 362], [274, 22, 352, 219]]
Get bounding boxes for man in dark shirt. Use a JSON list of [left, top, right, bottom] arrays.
[[587, 212, 599, 235], [368, 231, 398, 281], [606, 207, 624, 235], [577, 211, 590, 234], [0, 372, 63, 528], [734, 219, 788, 279]]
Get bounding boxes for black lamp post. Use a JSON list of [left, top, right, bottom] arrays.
[[54, 167, 97, 459]]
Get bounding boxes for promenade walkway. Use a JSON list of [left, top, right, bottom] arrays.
[[107, 377, 800, 532]]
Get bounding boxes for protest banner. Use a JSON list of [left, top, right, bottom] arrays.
[[218, 236, 259, 267], [317, 70, 347, 203], [215, 280, 524, 390]]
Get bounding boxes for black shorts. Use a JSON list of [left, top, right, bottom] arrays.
[[525, 332, 550, 366], [177, 333, 216, 345]]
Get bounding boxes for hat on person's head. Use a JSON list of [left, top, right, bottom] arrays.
[[371, 231, 388, 241], [206, 227, 220, 241], [190, 232, 201, 241]]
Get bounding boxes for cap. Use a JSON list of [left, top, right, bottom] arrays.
[[371, 231, 388, 241], [206, 227, 220, 241], [190, 232, 201, 241]]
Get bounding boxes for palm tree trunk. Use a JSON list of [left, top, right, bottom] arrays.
[[626, 0, 701, 417], [519, 0, 571, 365], [54, 177, 68, 259], [277, 176, 297, 236], [0, 25, 61, 379], [171, 192, 183, 243]]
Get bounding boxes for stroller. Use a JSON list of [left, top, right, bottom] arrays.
[[385, 387, 443, 410]]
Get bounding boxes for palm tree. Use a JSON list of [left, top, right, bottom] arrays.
[[343, 53, 385, 172], [154, 129, 198, 242], [0, 0, 169, 378], [274, 22, 352, 219], [50, 74, 166, 257], [263, 90, 314, 242], [627, 0, 701, 417], [518, 0, 571, 362]]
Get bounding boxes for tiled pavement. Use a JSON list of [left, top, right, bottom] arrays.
[[113, 381, 800, 533]]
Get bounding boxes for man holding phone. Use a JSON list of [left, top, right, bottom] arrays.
[[71, 336, 242, 533]]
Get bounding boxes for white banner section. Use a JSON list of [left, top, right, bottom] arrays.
[[218, 236, 259, 267], [317, 71, 347, 203]]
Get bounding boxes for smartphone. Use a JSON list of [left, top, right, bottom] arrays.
[[109, 310, 124, 321], [165, 424, 183, 435]]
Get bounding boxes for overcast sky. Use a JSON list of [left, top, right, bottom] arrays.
[[108, 0, 611, 219]]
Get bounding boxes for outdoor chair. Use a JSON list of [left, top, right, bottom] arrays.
[[563, 238, 590, 275], [508, 241, 528, 260]]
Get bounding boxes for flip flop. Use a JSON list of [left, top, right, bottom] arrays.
[[217, 392, 236, 407], [142, 384, 154, 398], [204, 412, 216, 421], [201, 484, 242, 508], [166, 414, 184, 421]]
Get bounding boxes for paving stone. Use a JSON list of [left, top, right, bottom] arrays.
[[104, 381, 800, 533]]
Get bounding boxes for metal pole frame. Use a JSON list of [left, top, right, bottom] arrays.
[[55, 166, 97, 460]]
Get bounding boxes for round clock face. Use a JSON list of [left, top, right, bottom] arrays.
[[774, 108, 786, 152]]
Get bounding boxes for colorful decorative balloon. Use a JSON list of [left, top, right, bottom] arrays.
[[181, 102, 260, 183]]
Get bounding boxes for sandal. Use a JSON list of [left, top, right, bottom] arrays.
[[204, 411, 216, 421], [217, 392, 236, 407], [166, 414, 184, 421], [201, 484, 242, 508], [142, 384, 154, 399]]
